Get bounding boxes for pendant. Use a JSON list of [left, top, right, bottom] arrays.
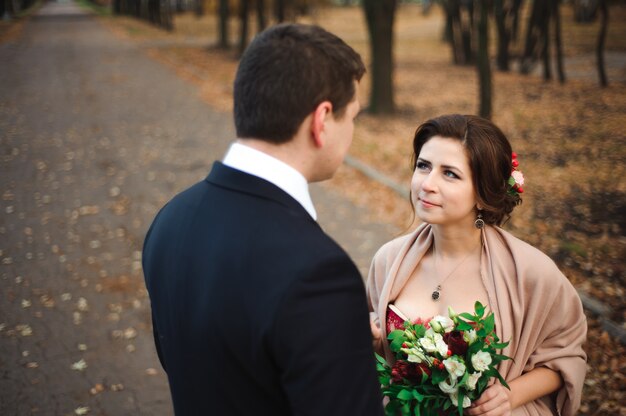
[[432, 285, 441, 301]]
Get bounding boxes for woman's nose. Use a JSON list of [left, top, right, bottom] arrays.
[[420, 172, 436, 192]]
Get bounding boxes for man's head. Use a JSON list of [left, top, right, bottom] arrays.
[[233, 23, 365, 143]]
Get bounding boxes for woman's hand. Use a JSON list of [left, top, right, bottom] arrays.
[[465, 384, 512, 416]]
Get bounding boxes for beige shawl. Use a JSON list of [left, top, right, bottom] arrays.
[[367, 223, 587, 416]]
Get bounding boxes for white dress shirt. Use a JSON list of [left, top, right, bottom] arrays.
[[222, 142, 317, 220]]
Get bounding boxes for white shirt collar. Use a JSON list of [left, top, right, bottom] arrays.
[[222, 142, 317, 220]]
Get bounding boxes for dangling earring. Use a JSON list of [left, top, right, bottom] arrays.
[[474, 211, 485, 229]]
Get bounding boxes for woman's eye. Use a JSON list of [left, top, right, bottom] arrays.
[[416, 161, 429, 171], [444, 170, 459, 179]]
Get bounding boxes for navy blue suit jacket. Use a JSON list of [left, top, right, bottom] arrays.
[[143, 162, 384, 415]]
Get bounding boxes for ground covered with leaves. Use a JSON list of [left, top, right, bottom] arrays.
[[91, 3, 625, 414]]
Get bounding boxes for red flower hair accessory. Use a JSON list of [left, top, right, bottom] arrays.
[[507, 152, 524, 197]]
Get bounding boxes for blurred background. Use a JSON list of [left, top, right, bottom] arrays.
[[1, 0, 624, 414]]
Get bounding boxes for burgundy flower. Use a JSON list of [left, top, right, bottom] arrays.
[[391, 360, 431, 384], [443, 331, 469, 357]]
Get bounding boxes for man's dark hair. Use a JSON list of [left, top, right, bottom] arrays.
[[234, 23, 365, 143]]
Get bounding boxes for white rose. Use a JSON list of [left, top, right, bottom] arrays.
[[438, 378, 458, 394], [443, 357, 466, 380], [463, 329, 478, 345], [449, 391, 472, 408], [430, 315, 455, 333], [463, 372, 482, 391], [471, 351, 492, 372]]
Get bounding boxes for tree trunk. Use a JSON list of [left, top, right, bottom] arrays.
[[362, 0, 397, 114], [195, 0, 204, 16], [460, 1, 474, 65], [552, 0, 565, 83], [477, 0, 491, 119], [161, 0, 173, 31], [573, 0, 598, 23], [521, 0, 541, 74], [218, 0, 230, 49], [275, 0, 285, 22], [442, 1, 459, 64], [447, 0, 464, 64], [239, 0, 250, 56], [597, 0, 608, 87], [257, 0, 267, 32], [494, 0, 510, 71], [443, 0, 474, 66], [511, 0, 523, 42], [540, 1, 551, 81]]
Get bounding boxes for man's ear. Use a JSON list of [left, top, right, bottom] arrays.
[[311, 101, 333, 148]]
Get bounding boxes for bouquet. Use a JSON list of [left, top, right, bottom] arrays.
[[375, 302, 511, 416]]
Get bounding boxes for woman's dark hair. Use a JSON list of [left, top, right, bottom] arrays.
[[234, 23, 366, 143], [411, 114, 522, 226]]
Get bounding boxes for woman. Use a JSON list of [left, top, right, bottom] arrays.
[[368, 114, 586, 416]]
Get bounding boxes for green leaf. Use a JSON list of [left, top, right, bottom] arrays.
[[388, 329, 404, 340], [397, 389, 414, 401], [474, 301, 486, 317], [491, 353, 512, 362], [455, 320, 473, 331], [431, 367, 448, 384], [375, 353, 389, 366], [413, 390, 424, 401], [484, 313, 495, 334], [413, 325, 427, 338], [456, 392, 466, 413], [491, 341, 509, 349], [385, 400, 400, 416], [458, 371, 469, 387], [459, 312, 478, 322], [390, 336, 406, 352], [494, 370, 510, 389]]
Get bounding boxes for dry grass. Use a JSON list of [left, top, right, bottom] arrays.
[[95, 4, 626, 413]]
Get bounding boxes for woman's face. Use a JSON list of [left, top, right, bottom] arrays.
[[411, 135, 478, 227]]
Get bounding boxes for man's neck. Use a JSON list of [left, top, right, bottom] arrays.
[[237, 138, 312, 182]]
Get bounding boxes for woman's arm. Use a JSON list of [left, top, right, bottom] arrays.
[[465, 367, 563, 416]]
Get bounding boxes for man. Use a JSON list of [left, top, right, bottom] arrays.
[[142, 23, 384, 415]]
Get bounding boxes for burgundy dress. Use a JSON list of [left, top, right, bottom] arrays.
[[386, 305, 411, 334]]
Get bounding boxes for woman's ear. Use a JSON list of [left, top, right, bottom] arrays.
[[311, 101, 332, 148]]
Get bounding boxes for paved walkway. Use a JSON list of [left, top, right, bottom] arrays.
[[0, 1, 396, 415]]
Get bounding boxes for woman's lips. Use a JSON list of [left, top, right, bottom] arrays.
[[419, 198, 439, 208]]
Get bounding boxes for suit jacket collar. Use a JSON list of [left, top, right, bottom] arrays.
[[205, 162, 317, 222]]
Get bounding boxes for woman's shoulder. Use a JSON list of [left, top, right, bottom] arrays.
[[373, 224, 429, 264], [488, 226, 567, 284]]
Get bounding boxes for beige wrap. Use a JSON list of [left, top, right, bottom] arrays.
[[367, 223, 587, 416]]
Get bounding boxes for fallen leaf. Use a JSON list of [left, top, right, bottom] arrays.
[[71, 359, 87, 371]]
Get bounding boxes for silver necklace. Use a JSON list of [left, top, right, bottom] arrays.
[[431, 244, 480, 301]]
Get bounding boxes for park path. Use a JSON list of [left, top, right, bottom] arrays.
[[0, 1, 396, 415]]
